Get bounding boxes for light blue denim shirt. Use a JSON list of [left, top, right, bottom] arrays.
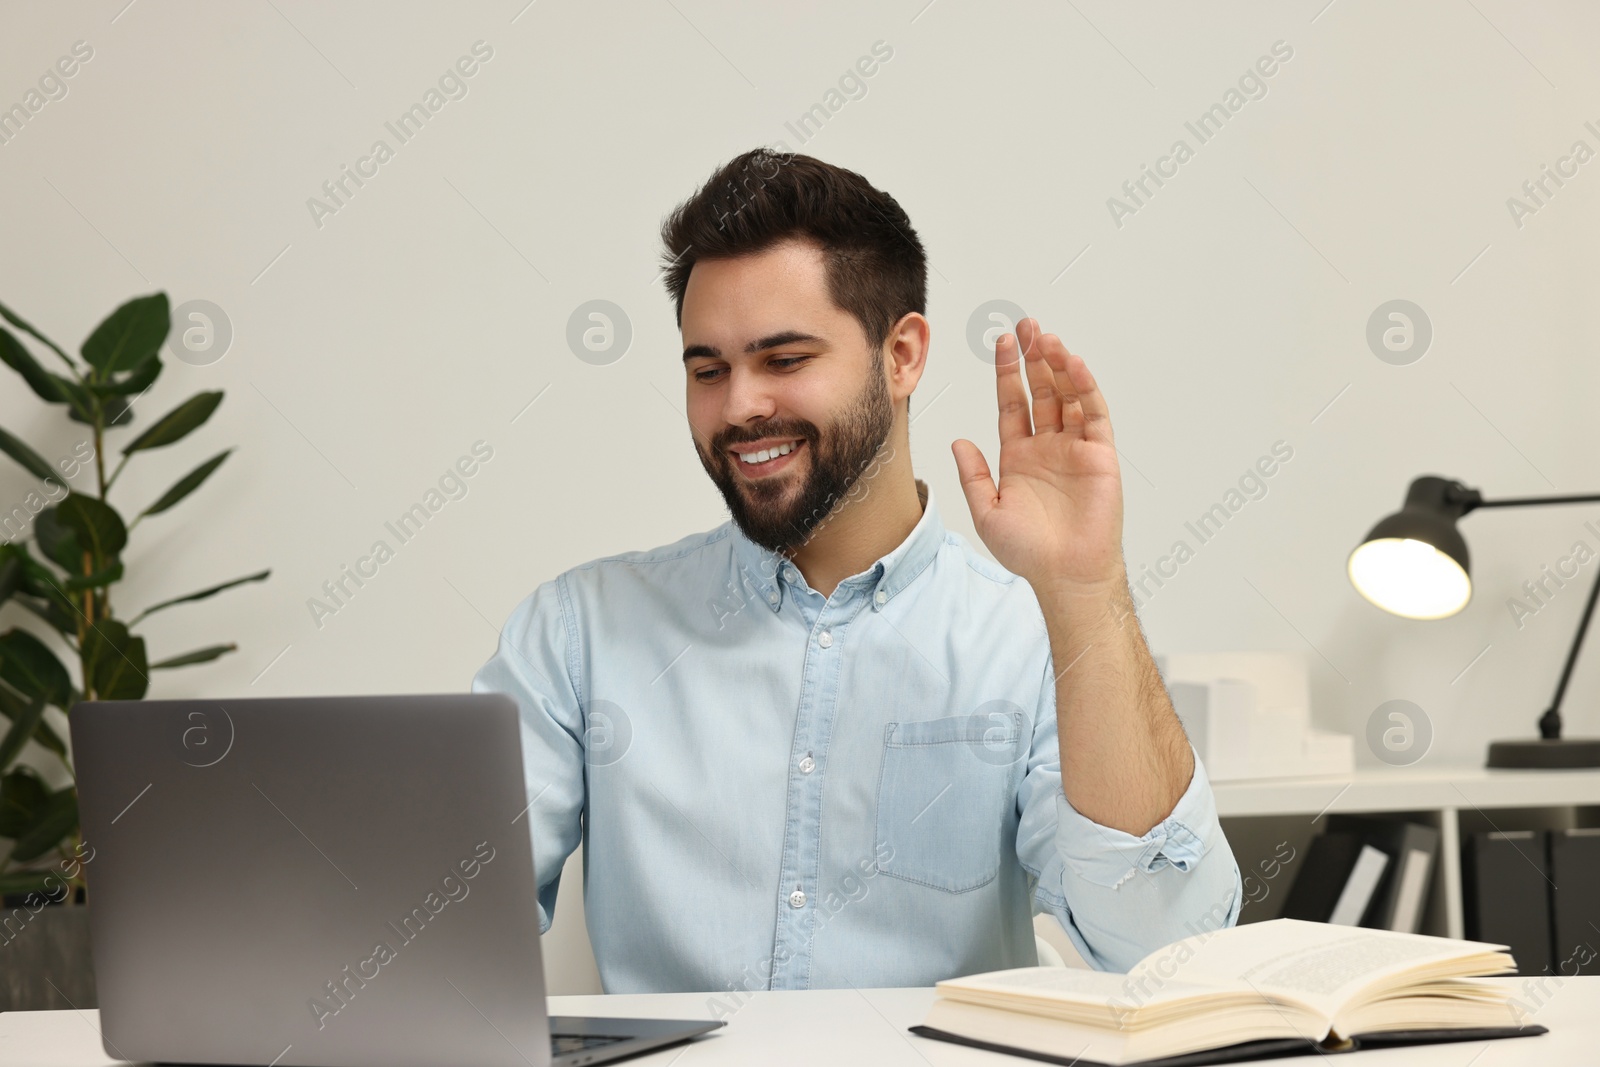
[[471, 478, 1241, 994]]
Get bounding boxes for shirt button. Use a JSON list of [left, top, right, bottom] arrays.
[[798, 755, 815, 774], [873, 590, 888, 606], [789, 888, 807, 908], [784, 567, 798, 583], [767, 591, 779, 605], [818, 630, 832, 648]]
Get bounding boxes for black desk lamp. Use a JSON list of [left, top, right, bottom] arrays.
[[1349, 475, 1600, 769]]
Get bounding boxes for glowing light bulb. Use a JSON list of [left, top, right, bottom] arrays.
[[1348, 537, 1471, 619]]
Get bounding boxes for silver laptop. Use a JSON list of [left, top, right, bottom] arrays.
[[69, 693, 723, 1067]]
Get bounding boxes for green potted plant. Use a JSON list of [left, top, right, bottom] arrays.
[[0, 292, 269, 1009]]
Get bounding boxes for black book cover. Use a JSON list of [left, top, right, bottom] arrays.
[[1548, 827, 1600, 975], [1277, 831, 1364, 922], [1462, 829, 1552, 976], [1324, 815, 1440, 931], [907, 1024, 1548, 1067]]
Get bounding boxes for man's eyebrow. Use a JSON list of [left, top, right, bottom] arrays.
[[682, 330, 827, 362]]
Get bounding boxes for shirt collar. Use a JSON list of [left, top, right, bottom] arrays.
[[729, 478, 945, 613]]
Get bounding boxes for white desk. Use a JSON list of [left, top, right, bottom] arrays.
[[1, 978, 1595, 1065]]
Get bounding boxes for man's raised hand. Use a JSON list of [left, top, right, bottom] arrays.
[[950, 318, 1127, 598]]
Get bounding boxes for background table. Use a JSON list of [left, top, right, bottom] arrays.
[[0, 978, 1594, 1065]]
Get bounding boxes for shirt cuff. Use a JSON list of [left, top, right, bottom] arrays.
[[1054, 743, 1221, 889]]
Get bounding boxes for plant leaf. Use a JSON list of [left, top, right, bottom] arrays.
[[0, 552, 20, 607], [0, 327, 57, 398], [150, 643, 236, 669], [62, 561, 123, 591], [0, 695, 45, 770], [131, 568, 269, 624], [8, 786, 77, 863], [54, 494, 127, 572], [0, 766, 48, 838], [35, 717, 68, 760], [0, 628, 73, 708], [53, 380, 98, 423], [7, 546, 81, 626], [74, 393, 132, 429], [14, 595, 79, 639], [0, 298, 75, 371], [0, 680, 69, 760], [0, 327, 87, 413], [0, 324, 94, 425], [82, 619, 147, 701], [31, 507, 81, 573], [89, 350, 162, 397], [0, 870, 62, 899], [141, 449, 231, 518], [0, 424, 56, 482], [121, 391, 222, 454], [81, 293, 170, 378], [0, 676, 30, 716], [12, 547, 69, 593]]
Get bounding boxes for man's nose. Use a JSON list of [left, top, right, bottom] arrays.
[[721, 366, 778, 426]]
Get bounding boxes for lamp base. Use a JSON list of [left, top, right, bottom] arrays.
[[1486, 737, 1600, 769]]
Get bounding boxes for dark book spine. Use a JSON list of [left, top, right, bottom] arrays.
[[1463, 829, 1553, 976]]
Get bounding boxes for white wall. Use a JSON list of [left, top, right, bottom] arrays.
[[2, 1, 1597, 993]]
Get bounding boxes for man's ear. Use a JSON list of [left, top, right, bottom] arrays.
[[885, 312, 930, 404]]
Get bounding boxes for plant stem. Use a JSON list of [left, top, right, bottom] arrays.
[[92, 404, 111, 619], [93, 418, 106, 498], [103, 453, 129, 494]]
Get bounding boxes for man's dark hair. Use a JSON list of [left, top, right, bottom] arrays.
[[659, 148, 927, 413]]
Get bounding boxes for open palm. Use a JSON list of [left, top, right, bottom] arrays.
[[951, 318, 1126, 595]]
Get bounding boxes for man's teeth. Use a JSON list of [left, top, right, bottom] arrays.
[[737, 441, 799, 464]]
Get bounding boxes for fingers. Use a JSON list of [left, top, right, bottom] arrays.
[[1063, 348, 1112, 443], [996, 318, 1114, 445], [951, 439, 998, 525], [993, 332, 1033, 445], [1030, 322, 1113, 445], [1016, 318, 1063, 436]]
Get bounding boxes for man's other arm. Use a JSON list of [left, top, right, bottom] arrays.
[[470, 577, 587, 934]]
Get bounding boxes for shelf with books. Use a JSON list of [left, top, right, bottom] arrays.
[[1212, 767, 1600, 944]]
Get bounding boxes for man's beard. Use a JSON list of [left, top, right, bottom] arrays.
[[696, 360, 895, 556]]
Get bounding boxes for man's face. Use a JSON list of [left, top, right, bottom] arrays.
[[681, 238, 896, 556]]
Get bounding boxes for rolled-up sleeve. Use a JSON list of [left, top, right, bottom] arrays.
[[1015, 658, 1242, 972], [470, 577, 587, 935]]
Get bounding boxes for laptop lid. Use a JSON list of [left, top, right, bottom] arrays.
[[71, 693, 555, 1067]]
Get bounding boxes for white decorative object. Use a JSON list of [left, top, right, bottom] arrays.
[[1156, 651, 1355, 781]]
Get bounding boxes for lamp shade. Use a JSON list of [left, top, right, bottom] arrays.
[[1348, 476, 1475, 620]]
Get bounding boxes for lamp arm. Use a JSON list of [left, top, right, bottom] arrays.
[[1455, 488, 1600, 740], [1542, 562, 1600, 740], [1470, 492, 1600, 511]]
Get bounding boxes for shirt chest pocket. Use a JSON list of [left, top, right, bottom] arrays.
[[873, 713, 1022, 894]]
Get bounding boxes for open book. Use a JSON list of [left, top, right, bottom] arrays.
[[911, 918, 1547, 1067]]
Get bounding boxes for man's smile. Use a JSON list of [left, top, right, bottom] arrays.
[[730, 438, 806, 478]]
